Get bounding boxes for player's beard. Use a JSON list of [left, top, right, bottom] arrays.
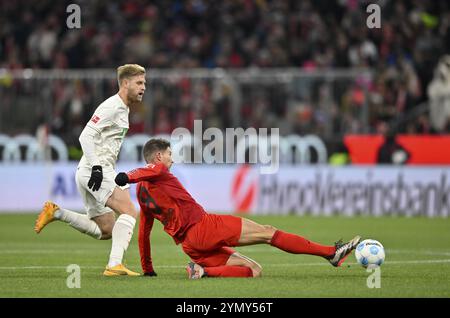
[[128, 90, 143, 104]]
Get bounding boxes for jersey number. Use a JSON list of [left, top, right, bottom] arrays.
[[138, 186, 162, 214]]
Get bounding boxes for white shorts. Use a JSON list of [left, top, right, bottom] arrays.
[[75, 165, 129, 219]]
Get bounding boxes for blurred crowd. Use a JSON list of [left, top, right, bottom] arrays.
[[1, 0, 450, 150]]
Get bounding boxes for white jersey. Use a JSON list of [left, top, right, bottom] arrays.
[[78, 94, 129, 170]]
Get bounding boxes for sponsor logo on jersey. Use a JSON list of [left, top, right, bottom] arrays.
[[90, 115, 100, 124]]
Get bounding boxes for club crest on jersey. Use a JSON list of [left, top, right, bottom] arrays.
[[90, 115, 101, 124]]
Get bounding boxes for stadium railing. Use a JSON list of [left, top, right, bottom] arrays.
[[0, 68, 373, 141]]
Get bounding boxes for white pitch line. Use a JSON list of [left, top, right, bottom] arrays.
[[383, 249, 450, 256], [269, 259, 450, 267], [0, 250, 102, 254], [384, 259, 450, 265], [0, 265, 182, 270], [1, 259, 450, 270], [3, 249, 450, 256]]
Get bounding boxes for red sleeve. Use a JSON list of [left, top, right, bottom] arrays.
[[127, 163, 167, 183], [138, 206, 155, 274]]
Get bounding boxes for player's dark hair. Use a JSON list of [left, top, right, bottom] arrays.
[[143, 138, 171, 162]]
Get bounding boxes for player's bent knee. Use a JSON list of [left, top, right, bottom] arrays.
[[98, 226, 113, 239], [100, 233, 112, 240], [93, 217, 114, 239]]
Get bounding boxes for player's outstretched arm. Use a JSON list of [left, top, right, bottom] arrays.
[[116, 164, 166, 186], [138, 206, 156, 276]]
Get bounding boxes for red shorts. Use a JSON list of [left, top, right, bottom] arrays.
[[181, 214, 242, 267]]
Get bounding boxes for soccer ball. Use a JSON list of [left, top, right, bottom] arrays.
[[355, 239, 385, 269]]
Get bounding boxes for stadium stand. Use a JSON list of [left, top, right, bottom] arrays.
[[1, 0, 449, 159]]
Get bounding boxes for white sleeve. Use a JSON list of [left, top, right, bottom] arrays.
[[79, 125, 101, 167], [86, 107, 112, 133]]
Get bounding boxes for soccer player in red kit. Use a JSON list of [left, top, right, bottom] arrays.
[[115, 138, 361, 279]]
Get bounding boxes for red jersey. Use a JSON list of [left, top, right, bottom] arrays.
[[126, 163, 206, 273]]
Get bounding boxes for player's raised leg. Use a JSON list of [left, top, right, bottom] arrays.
[[35, 166, 117, 240], [34, 201, 103, 239], [238, 218, 360, 267], [103, 186, 140, 276]]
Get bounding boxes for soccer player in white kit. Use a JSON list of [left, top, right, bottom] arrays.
[[34, 64, 148, 276]]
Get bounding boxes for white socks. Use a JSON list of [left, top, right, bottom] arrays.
[[107, 214, 136, 268], [54, 208, 102, 239], [53, 209, 136, 267]]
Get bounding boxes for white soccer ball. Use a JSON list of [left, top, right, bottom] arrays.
[[355, 239, 385, 269]]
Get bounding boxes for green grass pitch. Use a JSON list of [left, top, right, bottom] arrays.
[[0, 214, 449, 298]]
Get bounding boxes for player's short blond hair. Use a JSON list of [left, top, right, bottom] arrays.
[[117, 64, 146, 86]]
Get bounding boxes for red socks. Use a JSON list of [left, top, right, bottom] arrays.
[[270, 230, 335, 257], [204, 266, 253, 278], [200, 231, 334, 278]]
